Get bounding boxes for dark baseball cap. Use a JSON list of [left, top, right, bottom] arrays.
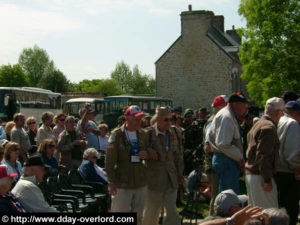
[[285, 101, 300, 111], [24, 156, 51, 168], [229, 92, 249, 103]]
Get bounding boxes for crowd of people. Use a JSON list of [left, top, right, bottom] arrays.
[[0, 90, 299, 225]]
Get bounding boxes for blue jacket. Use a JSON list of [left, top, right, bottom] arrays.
[[0, 192, 26, 213], [79, 160, 107, 184]]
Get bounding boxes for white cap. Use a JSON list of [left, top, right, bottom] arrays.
[[265, 97, 285, 111]]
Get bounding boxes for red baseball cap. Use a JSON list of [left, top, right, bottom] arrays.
[[0, 165, 18, 179], [212, 95, 229, 108], [125, 105, 144, 117]]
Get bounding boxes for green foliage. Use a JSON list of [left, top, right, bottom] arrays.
[[0, 64, 29, 87], [110, 61, 155, 94], [238, 0, 300, 106], [18, 45, 54, 86], [76, 79, 122, 96], [38, 69, 70, 92]]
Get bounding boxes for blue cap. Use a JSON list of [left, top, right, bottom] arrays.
[[285, 101, 300, 111]]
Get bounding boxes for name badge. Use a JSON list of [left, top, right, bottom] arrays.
[[130, 143, 140, 163]]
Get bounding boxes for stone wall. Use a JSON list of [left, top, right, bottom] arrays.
[[156, 10, 243, 111]]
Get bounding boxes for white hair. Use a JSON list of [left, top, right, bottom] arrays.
[[83, 148, 99, 159], [263, 208, 289, 225]]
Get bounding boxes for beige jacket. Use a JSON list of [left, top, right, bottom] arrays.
[[105, 124, 147, 189], [209, 105, 243, 162], [145, 124, 184, 192]]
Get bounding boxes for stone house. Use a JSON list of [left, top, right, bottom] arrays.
[[155, 6, 247, 111]]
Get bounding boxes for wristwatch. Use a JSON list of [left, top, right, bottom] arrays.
[[226, 218, 235, 225]]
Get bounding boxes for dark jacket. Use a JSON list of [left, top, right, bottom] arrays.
[[0, 192, 26, 213], [245, 115, 280, 183], [79, 160, 107, 184]]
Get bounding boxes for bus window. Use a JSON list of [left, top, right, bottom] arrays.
[[71, 103, 78, 115], [150, 101, 155, 110], [142, 102, 148, 111]]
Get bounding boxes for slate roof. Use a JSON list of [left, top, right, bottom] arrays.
[[155, 25, 241, 64]]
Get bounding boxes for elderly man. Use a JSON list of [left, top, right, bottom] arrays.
[[142, 107, 184, 225], [11, 113, 31, 163], [77, 104, 101, 151], [12, 156, 58, 212], [275, 101, 300, 225], [209, 93, 248, 194], [245, 97, 285, 209], [204, 95, 228, 215], [105, 105, 147, 225]]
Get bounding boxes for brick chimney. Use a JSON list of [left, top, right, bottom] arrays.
[[226, 25, 241, 44], [213, 15, 224, 32], [180, 10, 215, 37]]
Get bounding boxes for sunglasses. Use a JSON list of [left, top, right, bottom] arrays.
[[59, 118, 65, 122], [28, 121, 36, 125], [164, 118, 172, 122], [92, 156, 98, 159], [0, 152, 4, 156], [48, 144, 56, 148], [12, 148, 20, 152]]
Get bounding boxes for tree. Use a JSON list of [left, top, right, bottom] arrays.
[[110, 61, 132, 92], [38, 69, 70, 92], [110, 61, 155, 94], [0, 64, 28, 87], [18, 45, 54, 86], [238, 0, 300, 106], [76, 79, 122, 96]]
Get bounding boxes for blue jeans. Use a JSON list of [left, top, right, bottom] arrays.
[[212, 153, 240, 194]]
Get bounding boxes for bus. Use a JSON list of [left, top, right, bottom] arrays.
[[0, 87, 61, 124], [63, 98, 104, 124], [63, 95, 173, 129], [104, 95, 173, 128]]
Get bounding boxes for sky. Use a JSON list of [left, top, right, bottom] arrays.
[[0, 0, 246, 83]]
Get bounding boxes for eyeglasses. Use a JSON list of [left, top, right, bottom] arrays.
[[164, 118, 172, 122], [28, 121, 36, 125]]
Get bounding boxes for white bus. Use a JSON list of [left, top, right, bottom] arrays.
[[0, 87, 62, 124], [63, 98, 105, 123]]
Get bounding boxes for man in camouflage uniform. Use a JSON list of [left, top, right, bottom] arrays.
[[182, 108, 207, 175], [105, 105, 148, 225], [142, 107, 184, 225]]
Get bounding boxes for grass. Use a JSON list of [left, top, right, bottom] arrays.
[[177, 193, 210, 219]]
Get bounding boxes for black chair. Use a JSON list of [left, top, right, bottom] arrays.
[[68, 169, 109, 212], [46, 177, 89, 212], [38, 180, 77, 213], [57, 173, 99, 212]]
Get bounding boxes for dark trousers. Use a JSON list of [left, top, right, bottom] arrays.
[[274, 172, 300, 225]]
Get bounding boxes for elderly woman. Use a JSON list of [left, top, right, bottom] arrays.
[[37, 139, 59, 177], [36, 112, 55, 147], [53, 113, 67, 140], [26, 117, 37, 146], [79, 148, 107, 184], [0, 165, 25, 212], [1, 142, 23, 184], [5, 121, 15, 141], [58, 116, 87, 171]]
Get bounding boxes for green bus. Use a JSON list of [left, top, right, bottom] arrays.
[[104, 95, 173, 128], [63, 95, 173, 129]]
